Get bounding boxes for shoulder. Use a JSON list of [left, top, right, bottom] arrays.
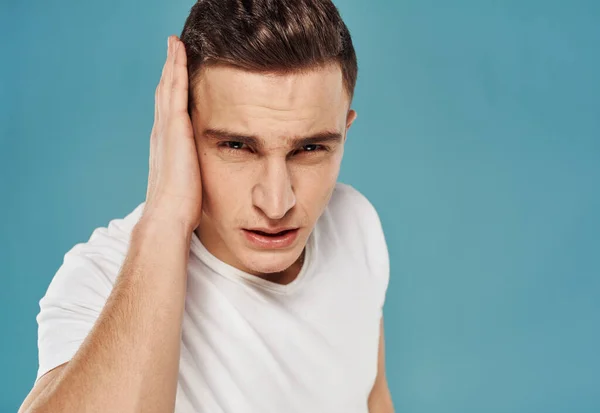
[[68, 202, 144, 265], [326, 182, 384, 236], [320, 182, 389, 270], [35, 202, 145, 382], [317, 182, 390, 307], [43, 202, 145, 298]]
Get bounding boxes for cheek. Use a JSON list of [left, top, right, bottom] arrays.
[[291, 156, 342, 213], [198, 154, 254, 218]]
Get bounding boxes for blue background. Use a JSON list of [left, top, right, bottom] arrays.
[[1, 0, 599, 412]]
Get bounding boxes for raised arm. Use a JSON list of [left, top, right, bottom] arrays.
[[19, 35, 203, 413]]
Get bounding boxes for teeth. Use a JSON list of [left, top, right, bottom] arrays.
[[254, 230, 287, 236]]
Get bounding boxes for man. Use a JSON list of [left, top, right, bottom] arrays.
[[19, 0, 393, 412]]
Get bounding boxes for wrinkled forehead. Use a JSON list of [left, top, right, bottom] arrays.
[[191, 64, 350, 131]]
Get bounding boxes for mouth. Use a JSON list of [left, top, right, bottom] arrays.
[[242, 228, 300, 249], [247, 229, 295, 236]]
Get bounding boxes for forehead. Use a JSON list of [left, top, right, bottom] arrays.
[[191, 64, 349, 136]]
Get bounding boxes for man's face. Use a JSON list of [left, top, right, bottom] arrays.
[[190, 63, 356, 278]]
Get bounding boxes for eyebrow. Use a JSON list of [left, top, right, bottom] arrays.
[[202, 128, 343, 150]]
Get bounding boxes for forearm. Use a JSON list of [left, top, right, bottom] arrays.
[[30, 218, 191, 413], [368, 375, 395, 413], [368, 390, 395, 413]]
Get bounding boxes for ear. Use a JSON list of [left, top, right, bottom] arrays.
[[342, 109, 357, 143], [346, 109, 357, 130]]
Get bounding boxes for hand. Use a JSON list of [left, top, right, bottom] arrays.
[[142, 36, 202, 233]]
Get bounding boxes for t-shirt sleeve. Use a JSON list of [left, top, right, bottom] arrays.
[[335, 183, 391, 315], [363, 198, 390, 316], [35, 216, 135, 383]]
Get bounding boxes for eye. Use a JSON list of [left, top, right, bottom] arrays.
[[302, 144, 321, 152], [223, 141, 246, 150], [294, 144, 329, 155], [288, 144, 329, 159], [218, 141, 254, 155]]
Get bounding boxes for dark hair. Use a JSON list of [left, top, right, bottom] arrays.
[[180, 0, 357, 107]]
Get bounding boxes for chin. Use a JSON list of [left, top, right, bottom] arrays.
[[240, 247, 303, 275]]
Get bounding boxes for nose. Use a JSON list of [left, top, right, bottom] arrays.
[[252, 158, 296, 220]]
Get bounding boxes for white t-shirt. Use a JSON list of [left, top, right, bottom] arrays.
[[36, 182, 390, 413]]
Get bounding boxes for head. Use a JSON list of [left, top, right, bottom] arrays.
[[180, 0, 358, 279]]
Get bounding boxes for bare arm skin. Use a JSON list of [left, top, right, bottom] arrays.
[[18, 364, 66, 413], [19, 35, 203, 413], [20, 220, 191, 413], [368, 317, 395, 413]]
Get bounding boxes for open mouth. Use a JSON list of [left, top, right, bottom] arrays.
[[242, 228, 299, 249], [248, 229, 294, 237]]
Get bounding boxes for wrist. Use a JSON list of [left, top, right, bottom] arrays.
[[134, 213, 195, 243], [139, 203, 198, 235]]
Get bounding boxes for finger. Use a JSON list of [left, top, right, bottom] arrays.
[[154, 83, 160, 126], [158, 36, 176, 115], [160, 37, 172, 81], [169, 37, 189, 114]]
